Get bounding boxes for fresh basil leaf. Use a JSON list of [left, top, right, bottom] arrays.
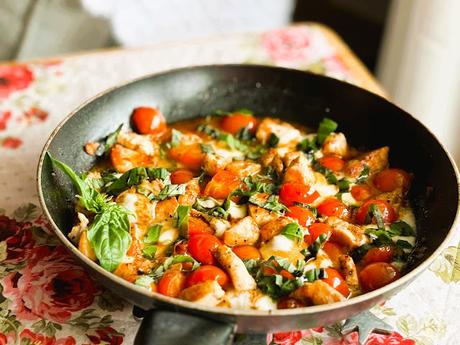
[[144, 224, 161, 244], [193, 197, 228, 219], [296, 137, 318, 153], [389, 221, 415, 236], [142, 245, 157, 259], [105, 167, 148, 195], [197, 124, 220, 138], [369, 204, 385, 230], [235, 108, 253, 115], [304, 268, 327, 282], [267, 133, 280, 148], [281, 223, 303, 242], [337, 179, 351, 192], [175, 205, 191, 237], [302, 233, 328, 260], [103, 124, 123, 154], [156, 184, 186, 201], [356, 165, 370, 184], [200, 143, 214, 154], [170, 129, 182, 147], [150, 255, 200, 281], [248, 194, 288, 215], [147, 167, 171, 183], [235, 126, 254, 141], [396, 239, 413, 250], [47, 153, 107, 213], [365, 228, 393, 246], [317, 118, 338, 145], [87, 204, 131, 272]]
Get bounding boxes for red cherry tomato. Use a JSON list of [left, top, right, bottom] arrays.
[[188, 217, 213, 236], [232, 245, 262, 260], [131, 106, 167, 134], [322, 268, 350, 296], [279, 182, 319, 206], [263, 266, 295, 280], [286, 205, 316, 227], [185, 265, 229, 287], [220, 113, 257, 134], [359, 262, 400, 292], [304, 223, 332, 245], [169, 143, 204, 171], [317, 198, 348, 218], [355, 199, 397, 224], [157, 269, 186, 297], [350, 185, 374, 201], [362, 246, 394, 266], [187, 233, 221, 265], [171, 169, 194, 184], [373, 168, 411, 193], [319, 156, 345, 172], [204, 170, 242, 199]]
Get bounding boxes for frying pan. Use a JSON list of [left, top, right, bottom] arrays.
[[37, 65, 459, 345]]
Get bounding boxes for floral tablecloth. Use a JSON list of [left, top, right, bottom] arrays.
[[1, 23, 459, 345]]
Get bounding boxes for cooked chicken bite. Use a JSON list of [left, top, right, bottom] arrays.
[[260, 148, 284, 175], [283, 154, 316, 186], [338, 255, 361, 296], [203, 153, 229, 176], [223, 216, 260, 246], [117, 131, 158, 156], [259, 217, 292, 242], [214, 245, 256, 291], [290, 280, 345, 305], [248, 204, 279, 227], [256, 118, 302, 146], [225, 160, 261, 177], [155, 198, 179, 222], [322, 132, 348, 157], [110, 144, 156, 173], [345, 147, 389, 178], [179, 280, 225, 306], [375, 187, 403, 213], [325, 217, 367, 248], [178, 178, 200, 206]]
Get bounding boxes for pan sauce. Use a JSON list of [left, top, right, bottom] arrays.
[[60, 108, 416, 310]]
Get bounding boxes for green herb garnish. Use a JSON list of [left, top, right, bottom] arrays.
[[317, 118, 338, 144], [281, 223, 303, 243]]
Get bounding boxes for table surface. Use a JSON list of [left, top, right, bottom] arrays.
[[0, 23, 459, 345]]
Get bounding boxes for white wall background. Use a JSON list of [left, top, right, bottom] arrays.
[[377, 0, 460, 164]]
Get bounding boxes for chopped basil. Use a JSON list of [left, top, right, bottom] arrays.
[[267, 133, 280, 148], [105, 167, 170, 195], [313, 160, 338, 185], [170, 129, 182, 147], [156, 184, 186, 201], [317, 118, 338, 145], [142, 245, 157, 259], [150, 255, 200, 281], [368, 204, 385, 230], [144, 224, 161, 244], [304, 268, 327, 282], [389, 221, 415, 236], [95, 124, 123, 156], [365, 228, 393, 246], [175, 205, 191, 237], [337, 179, 351, 193], [296, 137, 318, 153], [356, 165, 370, 184], [200, 143, 214, 154], [235, 126, 254, 141], [248, 194, 288, 214], [281, 223, 303, 243], [396, 239, 413, 250], [234, 108, 253, 115], [193, 197, 228, 219], [197, 124, 220, 139]]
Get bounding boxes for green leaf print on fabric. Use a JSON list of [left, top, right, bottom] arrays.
[[429, 242, 460, 283], [397, 315, 447, 345], [12, 203, 39, 222], [96, 289, 125, 312]]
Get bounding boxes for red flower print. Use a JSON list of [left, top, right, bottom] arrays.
[[0, 331, 16, 345], [23, 106, 49, 123], [0, 110, 11, 130], [86, 326, 124, 345], [19, 329, 76, 345], [272, 331, 303, 345], [366, 332, 415, 345], [263, 27, 314, 63], [2, 245, 99, 323], [0, 65, 34, 99], [0, 214, 35, 264], [1, 136, 22, 149]]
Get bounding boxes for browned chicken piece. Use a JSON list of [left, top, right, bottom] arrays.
[[84, 142, 100, 156], [282, 151, 301, 168], [117, 131, 158, 156], [322, 132, 348, 157], [202, 153, 230, 176], [223, 216, 260, 246], [214, 245, 257, 291], [155, 198, 179, 222], [375, 187, 403, 213], [260, 148, 284, 175], [283, 153, 316, 186], [248, 204, 279, 227], [116, 189, 155, 227], [290, 280, 345, 305], [326, 217, 367, 249], [178, 179, 200, 206], [338, 255, 361, 296], [225, 160, 261, 177], [110, 144, 157, 173], [179, 280, 225, 306], [344, 147, 389, 178], [260, 216, 292, 242], [256, 118, 301, 146]]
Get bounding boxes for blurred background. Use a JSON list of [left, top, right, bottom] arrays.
[[1, 0, 459, 163]]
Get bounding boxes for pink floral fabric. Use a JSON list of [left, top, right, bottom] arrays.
[[0, 23, 458, 345]]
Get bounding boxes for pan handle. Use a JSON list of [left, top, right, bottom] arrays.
[[134, 309, 236, 345]]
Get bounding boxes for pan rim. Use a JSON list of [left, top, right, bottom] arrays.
[[37, 63, 460, 318]]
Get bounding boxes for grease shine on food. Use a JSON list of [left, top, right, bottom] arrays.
[[48, 106, 416, 310]]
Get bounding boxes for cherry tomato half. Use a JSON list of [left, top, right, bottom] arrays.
[[131, 106, 167, 134], [187, 233, 221, 265], [220, 113, 257, 134], [317, 198, 348, 218], [157, 269, 186, 297], [319, 156, 345, 172], [355, 199, 397, 225], [204, 170, 242, 199], [359, 262, 400, 292], [171, 169, 194, 184], [185, 265, 229, 287], [286, 205, 316, 227], [322, 268, 350, 297], [304, 223, 332, 245], [373, 168, 411, 193], [279, 182, 319, 206], [350, 185, 374, 201], [169, 143, 204, 171], [232, 245, 262, 260], [362, 246, 394, 266]]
